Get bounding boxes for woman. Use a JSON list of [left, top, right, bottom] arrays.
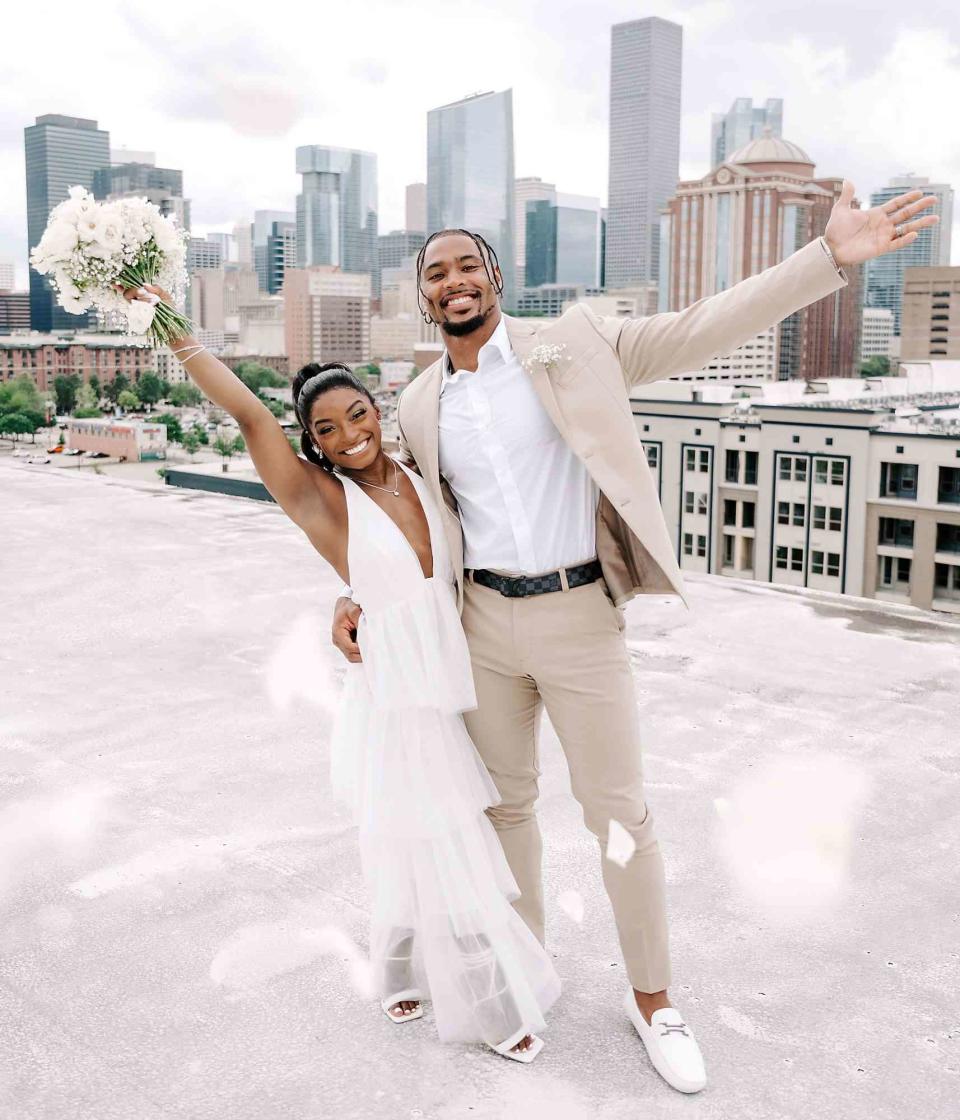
[[120, 283, 560, 1062]]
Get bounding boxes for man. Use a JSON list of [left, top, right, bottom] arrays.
[[331, 182, 938, 1092]]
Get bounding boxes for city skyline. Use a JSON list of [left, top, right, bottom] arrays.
[[1, 1, 958, 289]]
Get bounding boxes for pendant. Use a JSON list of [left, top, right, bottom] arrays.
[[393, 490, 400, 496]]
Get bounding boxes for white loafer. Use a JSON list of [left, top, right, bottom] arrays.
[[623, 988, 706, 1093]]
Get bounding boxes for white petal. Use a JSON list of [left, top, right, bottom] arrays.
[[606, 818, 636, 869], [557, 889, 585, 924]]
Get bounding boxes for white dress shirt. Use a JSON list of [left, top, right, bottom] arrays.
[[438, 318, 600, 575]]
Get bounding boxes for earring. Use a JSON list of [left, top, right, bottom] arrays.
[[313, 444, 323, 458]]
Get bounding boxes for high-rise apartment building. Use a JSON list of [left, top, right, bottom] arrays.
[[525, 193, 602, 289], [605, 18, 682, 288], [295, 146, 379, 296], [378, 231, 426, 276], [514, 177, 555, 290], [265, 220, 297, 294], [251, 210, 295, 293], [866, 175, 954, 333], [427, 90, 516, 306], [659, 132, 862, 380], [207, 232, 239, 264], [0, 262, 15, 291], [0, 293, 30, 334], [861, 307, 895, 362], [405, 183, 427, 233], [710, 98, 783, 168], [187, 237, 223, 271], [24, 114, 110, 331], [283, 266, 371, 372], [901, 267, 960, 361], [93, 155, 190, 231]]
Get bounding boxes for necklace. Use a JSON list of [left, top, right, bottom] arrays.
[[338, 457, 400, 497]]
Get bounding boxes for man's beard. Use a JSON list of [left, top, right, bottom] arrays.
[[439, 303, 492, 337]]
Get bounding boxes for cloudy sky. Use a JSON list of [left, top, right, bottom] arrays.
[[2, 0, 957, 287]]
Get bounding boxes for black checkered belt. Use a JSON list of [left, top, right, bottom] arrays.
[[468, 559, 604, 598]]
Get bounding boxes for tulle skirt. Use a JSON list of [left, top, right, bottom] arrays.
[[330, 664, 561, 1044]]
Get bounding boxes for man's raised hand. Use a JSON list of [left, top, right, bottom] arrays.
[[824, 180, 939, 268], [332, 596, 363, 663]]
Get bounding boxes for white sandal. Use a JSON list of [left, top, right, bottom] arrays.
[[380, 988, 423, 1023], [489, 1025, 544, 1064]]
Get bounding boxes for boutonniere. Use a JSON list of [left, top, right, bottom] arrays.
[[522, 342, 568, 375]]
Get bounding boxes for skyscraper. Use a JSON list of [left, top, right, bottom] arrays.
[[866, 174, 954, 333], [659, 132, 862, 380], [605, 18, 682, 289], [514, 177, 556, 290], [93, 154, 190, 231], [251, 210, 295, 293], [295, 145, 379, 295], [265, 221, 297, 294], [24, 114, 110, 331], [710, 98, 783, 167], [427, 90, 516, 306], [525, 193, 602, 289], [378, 230, 426, 277], [283, 267, 371, 371], [405, 183, 427, 233]]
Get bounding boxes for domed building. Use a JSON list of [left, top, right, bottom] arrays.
[[658, 127, 862, 382]]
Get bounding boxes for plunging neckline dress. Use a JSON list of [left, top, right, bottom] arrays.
[[329, 459, 561, 1045]]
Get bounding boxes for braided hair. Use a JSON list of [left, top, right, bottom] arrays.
[[291, 362, 375, 472], [415, 229, 503, 323]]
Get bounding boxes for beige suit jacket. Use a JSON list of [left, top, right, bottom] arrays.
[[397, 236, 847, 610]]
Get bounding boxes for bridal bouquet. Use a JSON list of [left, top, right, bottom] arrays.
[[29, 186, 192, 345]]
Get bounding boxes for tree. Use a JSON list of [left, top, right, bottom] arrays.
[[234, 361, 286, 395], [159, 378, 172, 399], [181, 429, 202, 457], [860, 355, 891, 377], [0, 376, 46, 430], [74, 383, 102, 417], [232, 433, 245, 455], [53, 375, 80, 415], [213, 433, 238, 472], [117, 389, 140, 412], [262, 397, 287, 419], [104, 373, 130, 404], [169, 382, 203, 408], [88, 374, 101, 401], [137, 371, 164, 407], [0, 412, 36, 442], [151, 413, 183, 444]]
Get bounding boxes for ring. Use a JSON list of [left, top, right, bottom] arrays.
[[894, 223, 905, 238]]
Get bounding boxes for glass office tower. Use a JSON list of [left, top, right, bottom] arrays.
[[295, 146, 379, 296], [605, 18, 682, 288], [525, 194, 601, 289], [24, 114, 110, 331], [866, 175, 954, 333], [427, 90, 516, 307], [710, 98, 783, 168]]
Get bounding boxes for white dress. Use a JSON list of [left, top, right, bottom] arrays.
[[330, 459, 561, 1045]]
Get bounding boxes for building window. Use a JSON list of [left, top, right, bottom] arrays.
[[792, 435, 800, 444], [813, 504, 826, 530], [938, 466, 960, 505], [777, 500, 790, 525], [685, 490, 695, 514], [725, 449, 740, 483], [685, 448, 696, 472], [934, 563, 960, 597], [645, 444, 659, 469], [879, 517, 914, 548], [697, 493, 708, 515], [831, 461, 845, 486], [683, 533, 693, 556], [723, 499, 736, 526], [794, 457, 807, 483], [643, 424, 650, 432], [879, 555, 911, 589], [825, 437, 834, 446], [880, 461, 918, 500], [814, 458, 828, 484], [811, 550, 824, 575], [699, 450, 709, 473], [742, 536, 754, 569], [778, 457, 791, 481], [738, 434, 746, 443], [723, 534, 735, 566], [694, 427, 701, 436], [790, 547, 803, 572], [742, 501, 755, 529], [792, 503, 805, 527], [827, 553, 840, 578], [697, 535, 707, 558], [935, 523, 960, 554]]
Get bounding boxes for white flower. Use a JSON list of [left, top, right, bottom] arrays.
[[151, 213, 181, 253], [522, 342, 569, 375], [34, 220, 78, 264]]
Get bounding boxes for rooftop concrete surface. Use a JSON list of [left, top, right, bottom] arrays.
[[2, 460, 959, 1120]]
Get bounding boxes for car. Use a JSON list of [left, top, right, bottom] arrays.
[[27, 456, 51, 465], [11, 448, 31, 458], [62, 448, 81, 456], [46, 445, 65, 454]]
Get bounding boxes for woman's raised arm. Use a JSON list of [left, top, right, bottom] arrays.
[[121, 283, 334, 534]]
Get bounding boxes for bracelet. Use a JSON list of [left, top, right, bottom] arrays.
[[172, 344, 207, 362]]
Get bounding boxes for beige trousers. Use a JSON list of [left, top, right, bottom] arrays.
[[460, 576, 671, 993]]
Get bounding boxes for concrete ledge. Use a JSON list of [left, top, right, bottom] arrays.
[[164, 467, 275, 503]]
